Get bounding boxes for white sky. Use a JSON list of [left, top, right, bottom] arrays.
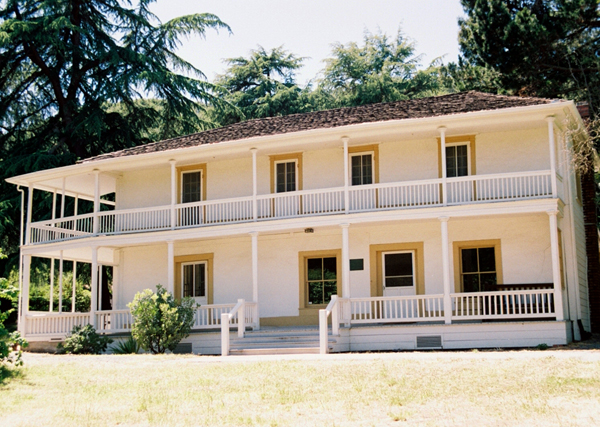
[[150, 0, 465, 86]]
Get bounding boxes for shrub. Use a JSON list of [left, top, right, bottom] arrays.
[[58, 324, 113, 354], [111, 336, 141, 354], [536, 343, 549, 351], [128, 285, 195, 354], [1, 276, 28, 367]]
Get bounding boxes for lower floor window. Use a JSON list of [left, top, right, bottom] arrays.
[[461, 247, 497, 292], [383, 251, 415, 288], [306, 257, 337, 305], [182, 262, 206, 298]]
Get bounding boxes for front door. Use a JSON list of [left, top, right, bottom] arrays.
[[182, 262, 208, 305], [382, 251, 416, 297]]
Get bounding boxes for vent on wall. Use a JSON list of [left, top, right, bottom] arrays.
[[173, 343, 193, 354], [416, 335, 442, 349]]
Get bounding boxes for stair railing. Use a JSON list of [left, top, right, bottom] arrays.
[[319, 295, 340, 354], [221, 299, 245, 356]]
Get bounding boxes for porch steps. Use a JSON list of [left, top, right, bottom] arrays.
[[229, 326, 336, 355]]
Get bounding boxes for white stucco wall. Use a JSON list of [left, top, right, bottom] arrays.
[[117, 167, 170, 209], [379, 138, 439, 183]]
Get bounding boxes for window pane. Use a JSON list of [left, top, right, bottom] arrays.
[[194, 264, 205, 297], [462, 273, 480, 293], [286, 162, 296, 192], [446, 146, 457, 178], [308, 281, 323, 305], [182, 172, 201, 203], [183, 265, 193, 297], [351, 156, 362, 185], [480, 273, 497, 291], [385, 276, 413, 288], [324, 281, 337, 302], [307, 258, 323, 281], [322, 257, 337, 280], [276, 163, 286, 193], [456, 145, 468, 177], [385, 253, 413, 277], [361, 155, 372, 185], [461, 248, 479, 273], [478, 248, 496, 272]]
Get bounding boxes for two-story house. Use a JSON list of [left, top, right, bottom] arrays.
[[7, 91, 591, 354]]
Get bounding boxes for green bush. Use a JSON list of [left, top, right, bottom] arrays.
[[128, 285, 195, 354], [57, 324, 113, 354], [111, 336, 141, 354], [1, 276, 28, 366]]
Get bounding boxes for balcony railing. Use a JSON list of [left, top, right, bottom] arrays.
[[28, 170, 553, 245]]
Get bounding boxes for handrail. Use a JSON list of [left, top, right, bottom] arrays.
[[319, 295, 340, 354], [221, 299, 245, 356], [446, 169, 551, 183]]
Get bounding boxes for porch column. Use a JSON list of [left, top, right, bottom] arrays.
[[341, 223, 350, 298], [250, 231, 260, 329], [20, 254, 31, 334], [548, 210, 565, 321], [167, 240, 174, 294], [546, 116, 558, 198], [25, 184, 34, 244], [58, 251, 64, 313], [93, 170, 100, 234], [60, 177, 66, 219], [439, 127, 448, 206], [170, 160, 176, 229], [49, 258, 54, 312], [74, 194, 79, 217], [71, 261, 77, 312], [251, 148, 258, 221], [342, 137, 349, 213], [440, 216, 452, 324], [51, 190, 57, 221], [90, 247, 98, 328]]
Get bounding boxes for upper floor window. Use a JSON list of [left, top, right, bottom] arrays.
[[181, 170, 202, 203], [276, 160, 297, 193], [446, 144, 469, 178], [351, 153, 373, 185]]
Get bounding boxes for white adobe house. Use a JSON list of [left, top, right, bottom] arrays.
[[6, 91, 592, 354]]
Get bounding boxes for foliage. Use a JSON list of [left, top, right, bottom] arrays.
[[536, 343, 549, 350], [1, 249, 28, 367], [0, 0, 230, 257], [57, 324, 112, 354], [210, 46, 313, 125], [111, 336, 141, 355], [128, 285, 195, 354], [459, 0, 600, 114]]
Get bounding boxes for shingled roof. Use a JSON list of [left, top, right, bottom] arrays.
[[80, 91, 557, 163]]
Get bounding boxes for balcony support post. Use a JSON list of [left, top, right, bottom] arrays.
[[342, 137, 349, 213], [74, 194, 78, 217], [93, 170, 100, 235], [25, 184, 33, 245], [167, 240, 174, 294], [341, 223, 350, 298], [20, 255, 31, 334], [58, 250, 64, 313], [49, 258, 54, 312], [548, 210, 565, 321], [90, 247, 98, 328], [546, 116, 558, 198], [250, 231, 260, 329], [250, 148, 258, 221], [72, 260, 77, 313], [60, 177, 66, 219], [51, 190, 57, 221], [170, 160, 176, 229], [439, 127, 448, 206], [440, 216, 452, 324]]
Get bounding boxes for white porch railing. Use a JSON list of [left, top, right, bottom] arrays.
[[27, 171, 555, 245], [221, 299, 246, 356], [25, 311, 91, 336], [192, 301, 258, 330], [451, 289, 555, 320], [96, 310, 133, 333], [345, 294, 446, 324], [319, 295, 341, 354]]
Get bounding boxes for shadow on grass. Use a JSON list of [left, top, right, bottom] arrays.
[[0, 364, 25, 386]]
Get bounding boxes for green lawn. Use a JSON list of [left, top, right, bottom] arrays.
[[1, 352, 599, 427]]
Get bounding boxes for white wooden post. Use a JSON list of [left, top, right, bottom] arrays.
[[71, 260, 77, 312], [25, 184, 33, 244], [90, 247, 98, 328], [546, 117, 558, 198], [58, 250, 64, 313], [251, 148, 257, 221], [93, 170, 100, 234], [167, 240, 174, 294], [170, 160, 176, 229], [440, 216, 452, 324], [49, 257, 54, 312], [331, 295, 339, 336], [439, 127, 448, 206], [221, 312, 230, 356], [341, 224, 350, 298], [98, 263, 103, 311], [20, 254, 31, 334], [319, 309, 328, 354], [342, 137, 349, 213], [237, 299, 245, 338], [51, 190, 57, 221], [548, 210, 565, 321], [60, 177, 66, 219], [250, 231, 259, 329], [74, 194, 79, 217]]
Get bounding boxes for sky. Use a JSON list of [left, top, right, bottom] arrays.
[[150, 0, 466, 86]]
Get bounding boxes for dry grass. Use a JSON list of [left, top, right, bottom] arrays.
[[1, 352, 599, 427]]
